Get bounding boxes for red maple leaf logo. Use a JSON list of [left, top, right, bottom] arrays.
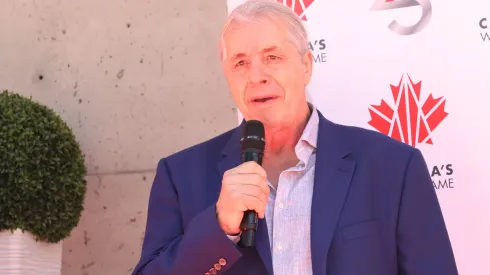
[[276, 0, 315, 21], [368, 74, 448, 147]]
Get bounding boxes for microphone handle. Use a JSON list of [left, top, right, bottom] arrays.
[[240, 150, 263, 247], [240, 210, 258, 247]]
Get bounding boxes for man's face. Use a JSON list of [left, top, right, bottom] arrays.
[[221, 16, 313, 128]]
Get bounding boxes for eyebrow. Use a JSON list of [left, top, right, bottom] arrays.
[[230, 46, 279, 61], [262, 46, 278, 54]]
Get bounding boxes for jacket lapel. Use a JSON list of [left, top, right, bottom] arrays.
[[216, 120, 244, 182], [216, 121, 274, 275], [311, 112, 356, 275]]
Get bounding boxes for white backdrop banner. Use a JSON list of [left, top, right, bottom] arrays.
[[226, 1, 490, 274]]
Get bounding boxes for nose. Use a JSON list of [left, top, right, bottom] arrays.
[[248, 60, 267, 85]]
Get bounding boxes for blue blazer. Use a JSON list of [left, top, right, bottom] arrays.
[[132, 111, 458, 275]]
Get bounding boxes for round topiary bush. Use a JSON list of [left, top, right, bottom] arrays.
[[0, 90, 87, 243]]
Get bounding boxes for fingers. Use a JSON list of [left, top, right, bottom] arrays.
[[228, 161, 267, 179], [238, 185, 269, 205], [224, 173, 270, 196], [217, 161, 270, 234], [240, 193, 267, 218]]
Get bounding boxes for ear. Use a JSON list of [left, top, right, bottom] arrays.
[[302, 50, 313, 85]]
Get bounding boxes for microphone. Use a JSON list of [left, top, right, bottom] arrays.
[[239, 120, 265, 247]]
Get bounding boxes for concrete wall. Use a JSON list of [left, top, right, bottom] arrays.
[[0, 0, 236, 274]]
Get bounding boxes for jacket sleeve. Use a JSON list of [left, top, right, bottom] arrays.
[[132, 158, 242, 275], [397, 149, 459, 275]]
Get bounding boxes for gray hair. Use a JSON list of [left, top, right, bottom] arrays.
[[219, 0, 309, 60]]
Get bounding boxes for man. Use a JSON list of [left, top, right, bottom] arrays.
[[132, 1, 458, 274]]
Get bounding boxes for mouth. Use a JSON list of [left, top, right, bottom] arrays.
[[251, 96, 279, 104]]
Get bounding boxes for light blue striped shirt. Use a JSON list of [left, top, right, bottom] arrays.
[[228, 104, 319, 274], [265, 105, 318, 275]]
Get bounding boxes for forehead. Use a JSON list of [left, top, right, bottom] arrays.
[[222, 16, 293, 56]]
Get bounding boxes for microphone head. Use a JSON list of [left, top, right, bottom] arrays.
[[241, 120, 265, 152]]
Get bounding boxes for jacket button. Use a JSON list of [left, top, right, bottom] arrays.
[[209, 268, 217, 274], [214, 263, 222, 270], [218, 258, 227, 266], [205, 273, 211, 275]]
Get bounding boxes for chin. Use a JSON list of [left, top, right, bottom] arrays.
[[254, 115, 286, 129], [244, 107, 288, 125]]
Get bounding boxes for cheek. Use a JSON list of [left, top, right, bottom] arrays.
[[269, 68, 302, 96], [227, 75, 248, 102]]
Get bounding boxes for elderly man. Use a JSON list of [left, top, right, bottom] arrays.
[[132, 1, 458, 274]]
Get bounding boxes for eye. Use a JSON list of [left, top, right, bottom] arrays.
[[235, 60, 246, 67], [266, 55, 280, 61]]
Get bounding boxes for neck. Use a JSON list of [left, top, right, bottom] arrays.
[[263, 103, 311, 159]]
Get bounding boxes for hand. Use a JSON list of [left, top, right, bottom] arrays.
[[216, 161, 270, 235]]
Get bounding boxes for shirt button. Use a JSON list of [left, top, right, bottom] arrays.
[[218, 258, 227, 265], [278, 203, 285, 209], [277, 244, 283, 251]]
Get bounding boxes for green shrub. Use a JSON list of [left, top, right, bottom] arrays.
[[0, 90, 87, 243]]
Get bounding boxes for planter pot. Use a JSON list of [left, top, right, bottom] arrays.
[[0, 229, 62, 275]]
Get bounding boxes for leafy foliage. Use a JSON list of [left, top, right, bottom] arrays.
[[0, 90, 87, 243]]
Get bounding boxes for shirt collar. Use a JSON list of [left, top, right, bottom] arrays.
[[294, 102, 319, 165]]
